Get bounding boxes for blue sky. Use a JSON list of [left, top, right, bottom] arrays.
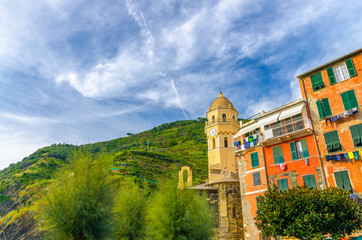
[[1, 0, 362, 169]]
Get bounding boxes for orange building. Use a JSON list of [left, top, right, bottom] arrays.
[[233, 99, 323, 240], [298, 49, 362, 195]]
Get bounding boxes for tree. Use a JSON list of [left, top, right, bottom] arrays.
[[39, 151, 115, 240], [113, 179, 147, 240], [146, 176, 214, 240], [255, 185, 362, 240]]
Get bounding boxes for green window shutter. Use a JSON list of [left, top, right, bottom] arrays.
[[347, 90, 359, 109], [289, 142, 298, 160], [277, 178, 289, 191], [316, 100, 324, 119], [245, 132, 249, 137], [324, 131, 335, 152], [350, 125, 361, 147], [251, 152, 259, 168], [303, 174, 317, 189], [303, 175, 310, 187], [310, 72, 324, 91], [331, 131, 341, 150], [277, 146, 284, 163], [334, 171, 343, 189], [341, 171, 352, 191], [327, 67, 336, 85], [300, 139, 310, 158], [272, 147, 278, 164], [321, 98, 332, 117], [253, 172, 261, 186], [341, 92, 351, 111], [346, 58, 357, 77]]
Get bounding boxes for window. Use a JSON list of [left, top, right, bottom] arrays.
[[253, 172, 261, 186], [303, 174, 317, 189], [222, 114, 226, 122], [350, 124, 362, 147], [334, 170, 352, 191], [272, 146, 284, 164], [341, 90, 359, 110], [290, 139, 309, 160], [277, 178, 289, 191], [316, 98, 332, 119], [327, 58, 357, 85], [232, 115, 235, 120], [310, 72, 325, 91], [324, 130, 342, 153], [212, 115, 215, 120], [251, 152, 259, 168], [212, 139, 216, 149], [224, 137, 228, 147]]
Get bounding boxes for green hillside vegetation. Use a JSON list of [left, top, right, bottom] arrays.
[[0, 119, 208, 237]]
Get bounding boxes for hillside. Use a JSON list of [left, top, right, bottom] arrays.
[[0, 119, 208, 239]]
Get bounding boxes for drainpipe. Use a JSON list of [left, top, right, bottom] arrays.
[[261, 145, 269, 188], [300, 77, 328, 189]]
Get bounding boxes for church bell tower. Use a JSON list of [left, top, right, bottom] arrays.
[[205, 92, 239, 183]]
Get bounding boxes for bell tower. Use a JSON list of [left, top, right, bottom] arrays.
[[205, 92, 239, 183]]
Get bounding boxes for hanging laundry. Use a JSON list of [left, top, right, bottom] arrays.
[[240, 139, 244, 144], [238, 141, 241, 146], [253, 140, 257, 146], [326, 156, 331, 161], [279, 163, 286, 170], [344, 109, 353, 116], [348, 152, 355, 160], [330, 116, 337, 122], [305, 158, 309, 165], [336, 154, 341, 161], [250, 141, 254, 147], [234, 142, 238, 147], [249, 137, 253, 142], [264, 128, 273, 139], [244, 142, 250, 149], [344, 153, 350, 162], [253, 134, 258, 140], [354, 151, 361, 160], [352, 107, 359, 114], [360, 150, 362, 159], [336, 114, 344, 120], [332, 155, 337, 161]]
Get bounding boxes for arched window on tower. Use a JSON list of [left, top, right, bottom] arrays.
[[224, 137, 228, 147], [232, 115, 235, 120], [222, 114, 226, 122], [212, 115, 215, 123], [212, 139, 216, 149]]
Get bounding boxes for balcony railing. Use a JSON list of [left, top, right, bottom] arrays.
[[263, 117, 312, 140]]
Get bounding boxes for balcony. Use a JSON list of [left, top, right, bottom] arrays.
[[261, 117, 313, 146]]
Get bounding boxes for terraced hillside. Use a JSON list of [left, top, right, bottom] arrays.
[[0, 119, 208, 239]]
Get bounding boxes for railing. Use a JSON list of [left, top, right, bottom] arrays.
[[206, 118, 239, 125], [263, 118, 311, 140]]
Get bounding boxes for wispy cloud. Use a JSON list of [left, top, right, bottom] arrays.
[[1, 0, 362, 169]]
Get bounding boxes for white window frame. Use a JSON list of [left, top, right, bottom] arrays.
[[333, 63, 350, 83]]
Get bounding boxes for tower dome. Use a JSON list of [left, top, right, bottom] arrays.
[[210, 92, 235, 110]]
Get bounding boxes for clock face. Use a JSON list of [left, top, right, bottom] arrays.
[[209, 128, 217, 137]]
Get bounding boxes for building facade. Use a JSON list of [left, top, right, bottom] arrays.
[[297, 49, 362, 195], [233, 99, 323, 240], [190, 49, 362, 239]]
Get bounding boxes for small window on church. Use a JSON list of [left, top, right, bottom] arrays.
[[232, 115, 235, 120], [212, 139, 216, 149], [222, 114, 226, 122], [224, 137, 228, 147], [212, 115, 215, 122]]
